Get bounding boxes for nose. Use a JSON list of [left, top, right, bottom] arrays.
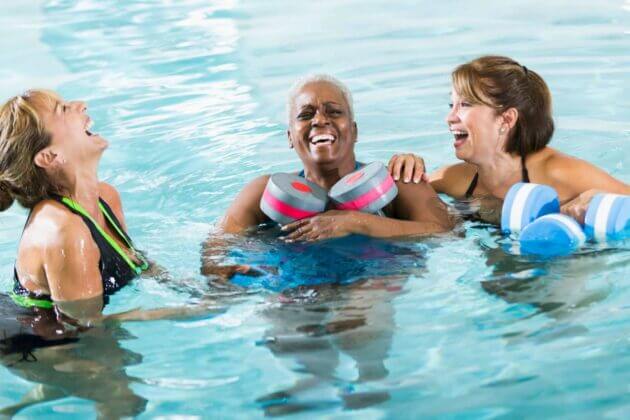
[[71, 100, 87, 113], [311, 109, 330, 127], [446, 103, 458, 126]]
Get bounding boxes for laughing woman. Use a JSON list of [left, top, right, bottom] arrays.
[[0, 90, 211, 329], [388, 56, 629, 223], [0, 90, 150, 319]]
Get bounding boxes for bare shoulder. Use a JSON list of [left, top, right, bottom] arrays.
[[430, 162, 477, 198], [25, 199, 93, 246], [219, 175, 271, 233], [18, 199, 97, 287], [246, 175, 271, 192], [99, 182, 123, 208], [535, 148, 629, 198]]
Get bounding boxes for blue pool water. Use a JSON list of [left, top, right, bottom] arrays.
[[1, 0, 629, 417]]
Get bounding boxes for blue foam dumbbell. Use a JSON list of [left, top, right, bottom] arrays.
[[501, 183, 560, 234], [584, 193, 630, 242], [502, 183, 629, 255]]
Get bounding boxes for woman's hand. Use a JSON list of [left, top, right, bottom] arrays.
[[200, 263, 261, 282], [387, 153, 428, 183], [280, 210, 359, 242], [560, 189, 599, 224]]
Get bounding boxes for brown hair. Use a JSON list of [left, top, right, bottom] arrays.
[[452, 55, 554, 156], [0, 90, 61, 211]]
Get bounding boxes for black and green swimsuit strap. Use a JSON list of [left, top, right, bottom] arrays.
[[12, 196, 148, 308]]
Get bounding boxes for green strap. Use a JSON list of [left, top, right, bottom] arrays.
[[98, 201, 149, 270], [10, 291, 54, 309], [61, 197, 148, 274]]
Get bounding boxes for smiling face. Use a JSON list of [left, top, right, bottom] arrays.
[[446, 88, 505, 164], [287, 81, 357, 169], [39, 96, 108, 166]]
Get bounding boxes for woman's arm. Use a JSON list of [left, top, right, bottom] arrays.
[[281, 180, 454, 241], [544, 153, 630, 198], [201, 175, 270, 279], [44, 223, 104, 302], [387, 153, 476, 198], [217, 175, 270, 234], [543, 153, 630, 223]]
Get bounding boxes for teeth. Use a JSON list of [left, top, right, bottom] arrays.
[[451, 130, 468, 135], [311, 134, 335, 143], [85, 119, 96, 136]]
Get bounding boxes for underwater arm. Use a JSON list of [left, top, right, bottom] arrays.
[[201, 175, 270, 280]]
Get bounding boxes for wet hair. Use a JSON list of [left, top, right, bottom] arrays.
[[287, 74, 354, 122], [0, 90, 61, 211], [452, 55, 554, 156]]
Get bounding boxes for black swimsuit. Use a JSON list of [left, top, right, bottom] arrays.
[[12, 196, 147, 307], [464, 155, 530, 198]]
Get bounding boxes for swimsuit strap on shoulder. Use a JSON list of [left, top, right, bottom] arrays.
[[60, 197, 148, 274]]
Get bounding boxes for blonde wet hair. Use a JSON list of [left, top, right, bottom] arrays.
[[0, 89, 62, 211]]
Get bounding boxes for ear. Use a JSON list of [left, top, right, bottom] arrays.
[[352, 122, 358, 143], [286, 129, 294, 149], [501, 107, 519, 131], [34, 148, 61, 169]]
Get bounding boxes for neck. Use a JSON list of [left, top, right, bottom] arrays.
[[58, 164, 101, 216], [475, 152, 523, 197], [302, 154, 356, 190]]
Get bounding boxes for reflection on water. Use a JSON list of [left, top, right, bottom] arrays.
[[203, 232, 427, 414], [257, 280, 400, 415], [1, 0, 629, 417], [1, 297, 146, 418]]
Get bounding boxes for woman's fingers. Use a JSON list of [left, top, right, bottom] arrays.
[[281, 218, 309, 233], [283, 221, 314, 242], [387, 154, 398, 175], [388, 153, 426, 183], [390, 155, 405, 181], [413, 156, 427, 183], [560, 202, 586, 225]]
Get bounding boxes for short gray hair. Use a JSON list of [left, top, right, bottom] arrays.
[[286, 74, 354, 123]]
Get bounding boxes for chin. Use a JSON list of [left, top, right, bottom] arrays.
[[311, 154, 341, 167], [96, 137, 109, 151]]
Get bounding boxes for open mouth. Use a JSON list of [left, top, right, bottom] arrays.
[[452, 130, 468, 147], [310, 134, 336, 146], [85, 118, 97, 137]]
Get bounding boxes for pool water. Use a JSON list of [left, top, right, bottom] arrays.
[[1, 0, 629, 417]]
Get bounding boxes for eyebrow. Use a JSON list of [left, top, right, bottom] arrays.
[[298, 101, 343, 109]]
